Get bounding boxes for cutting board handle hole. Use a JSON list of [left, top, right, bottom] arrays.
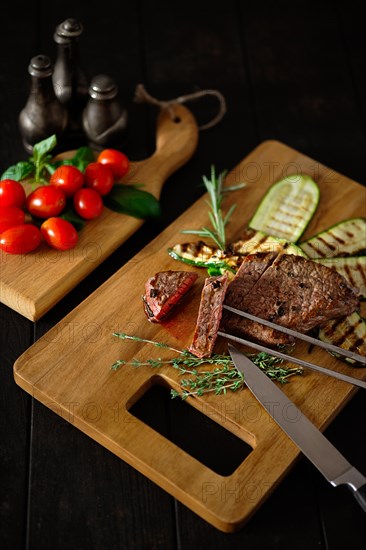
[[173, 116, 181, 123], [129, 380, 253, 477]]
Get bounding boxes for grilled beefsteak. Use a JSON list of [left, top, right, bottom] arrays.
[[224, 252, 277, 307], [222, 253, 359, 346], [189, 275, 228, 358], [143, 270, 198, 322], [223, 252, 290, 345]]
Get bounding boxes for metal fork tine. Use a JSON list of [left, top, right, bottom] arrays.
[[217, 331, 366, 389], [222, 305, 366, 366]]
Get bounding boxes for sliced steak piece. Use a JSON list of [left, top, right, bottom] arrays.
[[222, 253, 359, 346], [223, 252, 290, 345], [189, 275, 228, 358], [224, 252, 277, 305], [143, 270, 198, 322]]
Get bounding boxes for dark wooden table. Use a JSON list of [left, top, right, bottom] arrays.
[[1, 1, 366, 548]]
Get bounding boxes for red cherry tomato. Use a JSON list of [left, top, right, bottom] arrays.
[[0, 206, 25, 233], [49, 165, 84, 197], [97, 149, 129, 179], [0, 224, 41, 254], [41, 217, 78, 251], [26, 185, 66, 218], [73, 188, 103, 220], [84, 162, 114, 196], [0, 179, 26, 208]]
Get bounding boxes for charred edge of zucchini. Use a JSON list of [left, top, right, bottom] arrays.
[[167, 248, 236, 273], [318, 312, 366, 367], [232, 233, 308, 257]]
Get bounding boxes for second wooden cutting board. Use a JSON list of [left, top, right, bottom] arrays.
[[14, 140, 366, 532], [0, 104, 198, 321]]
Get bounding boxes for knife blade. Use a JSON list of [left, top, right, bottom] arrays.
[[228, 343, 366, 512]]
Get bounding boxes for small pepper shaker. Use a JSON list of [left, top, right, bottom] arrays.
[[82, 74, 128, 149], [53, 18, 88, 129], [18, 55, 68, 153]]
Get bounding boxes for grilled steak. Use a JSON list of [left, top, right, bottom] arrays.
[[143, 270, 198, 322], [223, 252, 290, 345], [222, 253, 359, 346], [189, 275, 228, 358], [224, 252, 277, 306]]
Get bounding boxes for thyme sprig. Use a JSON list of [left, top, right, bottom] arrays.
[[111, 332, 303, 399], [181, 166, 246, 250], [112, 331, 183, 354]]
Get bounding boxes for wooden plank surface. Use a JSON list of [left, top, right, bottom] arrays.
[[0, 5, 37, 550], [0, 104, 198, 321], [14, 140, 366, 532], [2, 2, 366, 548]]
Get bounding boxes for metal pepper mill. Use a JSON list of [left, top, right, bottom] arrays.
[[53, 18, 88, 131], [18, 55, 68, 153], [82, 74, 128, 149]]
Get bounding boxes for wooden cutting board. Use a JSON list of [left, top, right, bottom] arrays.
[[0, 104, 198, 321], [14, 141, 366, 532]]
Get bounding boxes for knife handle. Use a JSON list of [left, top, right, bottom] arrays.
[[351, 484, 366, 513]]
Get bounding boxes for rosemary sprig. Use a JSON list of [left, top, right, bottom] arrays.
[[181, 166, 245, 250], [111, 333, 303, 399]]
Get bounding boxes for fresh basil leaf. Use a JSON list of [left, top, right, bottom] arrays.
[[52, 159, 74, 169], [1, 161, 34, 181], [59, 204, 85, 232], [33, 134, 57, 160], [70, 146, 95, 172], [52, 146, 95, 173], [44, 163, 57, 175], [104, 184, 161, 220]]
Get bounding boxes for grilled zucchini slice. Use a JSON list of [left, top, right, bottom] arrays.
[[300, 218, 366, 259], [168, 242, 239, 273], [314, 256, 366, 299], [319, 312, 366, 366], [248, 174, 320, 242], [168, 232, 306, 274], [231, 231, 307, 257]]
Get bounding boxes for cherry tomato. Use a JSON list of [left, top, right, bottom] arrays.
[[84, 162, 114, 196], [26, 185, 66, 218], [73, 188, 103, 220], [0, 206, 25, 233], [41, 217, 78, 251], [49, 165, 84, 197], [0, 179, 26, 208], [0, 224, 41, 254], [97, 149, 129, 179]]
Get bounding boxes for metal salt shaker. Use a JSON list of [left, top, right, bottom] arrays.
[[18, 55, 68, 153], [82, 74, 128, 149], [53, 18, 88, 129]]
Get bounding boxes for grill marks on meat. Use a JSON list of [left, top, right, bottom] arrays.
[[223, 253, 291, 345], [222, 253, 359, 346], [224, 252, 277, 308], [143, 270, 198, 322], [189, 275, 228, 358]]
